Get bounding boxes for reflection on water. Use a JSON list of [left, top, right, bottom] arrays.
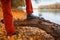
[[31, 0, 60, 25], [33, 9, 60, 25]]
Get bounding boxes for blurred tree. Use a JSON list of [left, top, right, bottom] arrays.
[[11, 0, 25, 8]]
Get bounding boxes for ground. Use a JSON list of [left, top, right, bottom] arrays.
[[0, 8, 60, 40]]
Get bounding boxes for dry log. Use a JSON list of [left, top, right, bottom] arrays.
[[14, 18, 60, 39]]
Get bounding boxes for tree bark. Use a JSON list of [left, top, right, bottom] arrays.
[[14, 18, 60, 38]]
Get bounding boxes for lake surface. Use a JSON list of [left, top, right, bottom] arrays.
[[33, 9, 60, 25]]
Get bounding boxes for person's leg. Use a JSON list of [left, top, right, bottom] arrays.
[[26, 0, 33, 14], [1, 0, 16, 36], [26, 0, 38, 19]]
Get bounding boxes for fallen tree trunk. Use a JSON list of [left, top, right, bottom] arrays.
[[14, 18, 60, 39]]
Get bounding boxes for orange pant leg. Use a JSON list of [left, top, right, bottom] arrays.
[[26, 0, 33, 14], [1, 0, 16, 36]]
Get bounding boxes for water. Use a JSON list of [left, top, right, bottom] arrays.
[[33, 9, 60, 25], [31, 0, 60, 25], [40, 12, 60, 24]]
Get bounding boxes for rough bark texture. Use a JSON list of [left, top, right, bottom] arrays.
[[14, 18, 60, 40]]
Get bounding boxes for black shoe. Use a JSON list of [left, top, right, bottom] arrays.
[[27, 14, 39, 19]]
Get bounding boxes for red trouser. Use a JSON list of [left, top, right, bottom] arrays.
[[26, 0, 33, 14], [1, 0, 33, 36], [1, 0, 16, 36]]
